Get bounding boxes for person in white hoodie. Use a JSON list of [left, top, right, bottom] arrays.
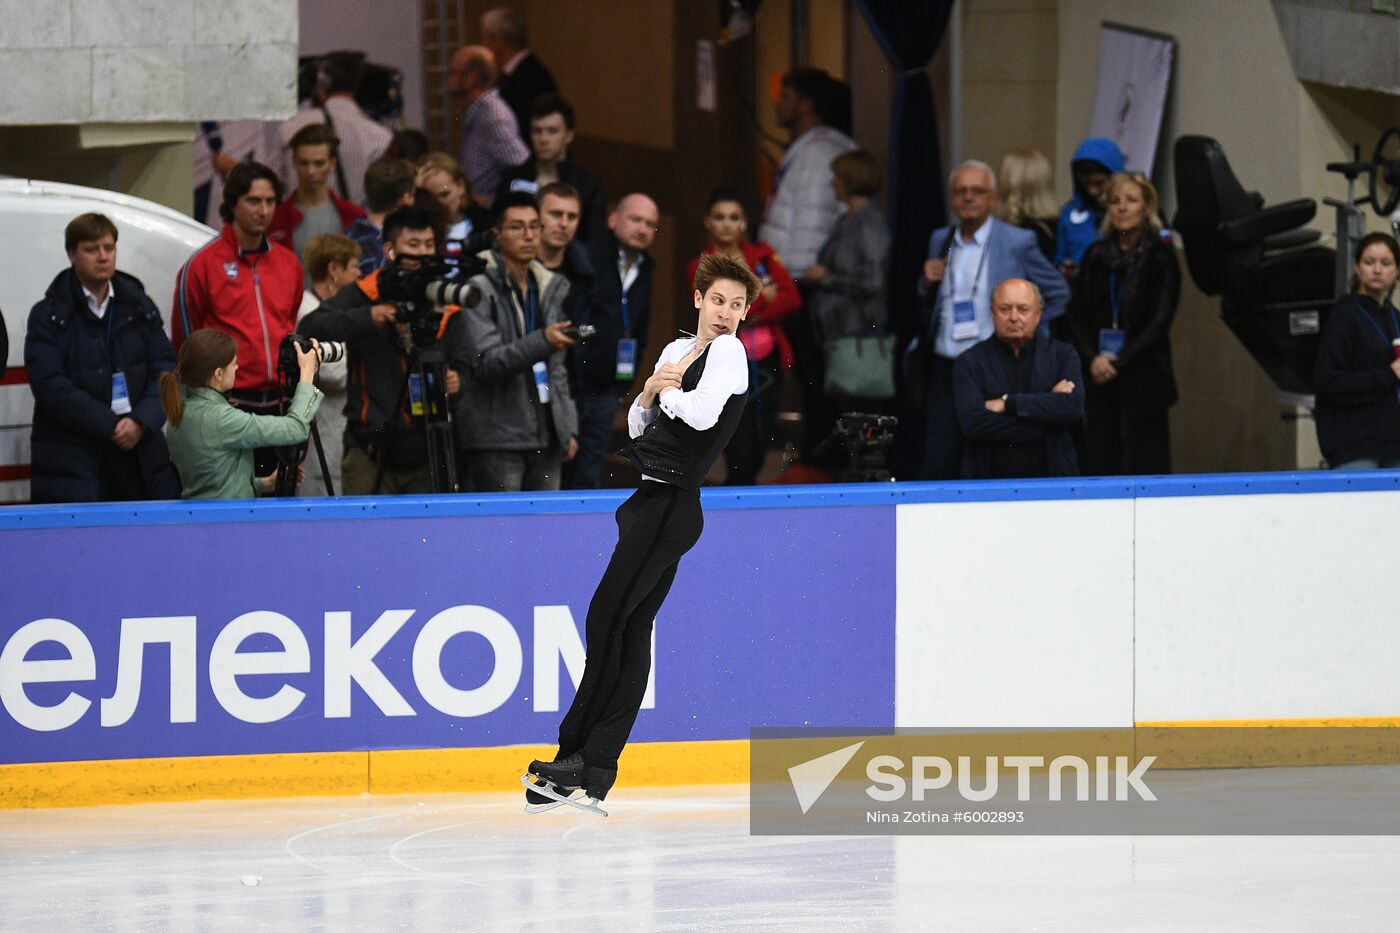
[[758, 67, 857, 277]]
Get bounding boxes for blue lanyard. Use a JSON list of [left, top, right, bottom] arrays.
[[1354, 300, 1400, 345], [1354, 301, 1400, 403], [514, 273, 539, 332], [945, 228, 991, 302], [620, 291, 630, 336], [1109, 273, 1123, 330]]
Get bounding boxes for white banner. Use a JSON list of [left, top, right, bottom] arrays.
[[1087, 24, 1175, 175]]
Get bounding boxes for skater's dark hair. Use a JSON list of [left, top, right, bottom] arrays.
[[693, 253, 760, 305]]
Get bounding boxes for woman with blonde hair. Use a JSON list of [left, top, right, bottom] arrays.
[[1066, 172, 1179, 475], [161, 328, 324, 498], [416, 151, 490, 266], [996, 148, 1059, 261]]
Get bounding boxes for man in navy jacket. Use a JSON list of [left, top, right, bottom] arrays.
[[953, 278, 1083, 478], [26, 213, 180, 502]]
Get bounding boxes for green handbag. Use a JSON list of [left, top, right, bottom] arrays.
[[823, 333, 897, 399]]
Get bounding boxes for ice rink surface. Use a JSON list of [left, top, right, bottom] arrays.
[[3, 784, 1399, 932]]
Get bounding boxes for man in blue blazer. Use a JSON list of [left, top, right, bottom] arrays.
[[910, 160, 1070, 479]]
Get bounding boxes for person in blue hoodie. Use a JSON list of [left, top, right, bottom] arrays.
[[1054, 137, 1125, 278]]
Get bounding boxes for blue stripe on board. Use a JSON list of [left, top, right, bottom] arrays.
[[2, 470, 1399, 530]]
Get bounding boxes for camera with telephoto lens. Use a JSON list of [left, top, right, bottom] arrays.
[[377, 255, 483, 345], [278, 333, 344, 386]]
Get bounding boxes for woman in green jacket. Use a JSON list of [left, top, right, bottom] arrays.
[[161, 328, 323, 498]]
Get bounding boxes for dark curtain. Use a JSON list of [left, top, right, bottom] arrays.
[[855, 0, 954, 478], [854, 0, 954, 346]]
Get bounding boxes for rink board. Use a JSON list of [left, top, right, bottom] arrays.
[[3, 473, 1400, 806]]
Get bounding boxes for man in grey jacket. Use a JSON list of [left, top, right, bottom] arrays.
[[459, 191, 579, 491]]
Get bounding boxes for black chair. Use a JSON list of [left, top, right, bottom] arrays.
[[1173, 135, 1335, 393]]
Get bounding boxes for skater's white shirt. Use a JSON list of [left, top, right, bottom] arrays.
[[628, 334, 748, 483]]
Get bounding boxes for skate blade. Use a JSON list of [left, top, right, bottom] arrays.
[[519, 774, 608, 817]]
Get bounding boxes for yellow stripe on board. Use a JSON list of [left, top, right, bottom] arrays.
[[1136, 717, 1400, 728], [0, 739, 751, 810], [0, 750, 368, 809], [5, 721, 1397, 809]]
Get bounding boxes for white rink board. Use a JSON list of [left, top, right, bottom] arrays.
[[895, 499, 1135, 727], [1134, 490, 1400, 722]]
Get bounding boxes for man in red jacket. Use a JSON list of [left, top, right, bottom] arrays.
[[173, 161, 304, 475]]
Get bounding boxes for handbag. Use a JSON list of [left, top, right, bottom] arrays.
[[823, 332, 897, 399]]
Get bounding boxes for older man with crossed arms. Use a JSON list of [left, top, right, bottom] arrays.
[[952, 278, 1083, 479]]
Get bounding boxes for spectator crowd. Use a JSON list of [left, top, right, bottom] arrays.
[[48, 2, 1382, 506]]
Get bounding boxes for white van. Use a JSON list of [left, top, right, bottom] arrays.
[[0, 179, 215, 503]]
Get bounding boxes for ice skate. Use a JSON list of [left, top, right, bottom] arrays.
[[523, 754, 610, 817], [522, 769, 581, 814]]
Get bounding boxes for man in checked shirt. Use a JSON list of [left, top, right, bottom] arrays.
[[449, 45, 529, 211]]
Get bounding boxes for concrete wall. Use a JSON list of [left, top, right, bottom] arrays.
[[0, 0, 296, 124], [0, 0, 299, 215]]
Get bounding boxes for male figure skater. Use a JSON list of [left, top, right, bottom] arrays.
[[524, 254, 761, 814]]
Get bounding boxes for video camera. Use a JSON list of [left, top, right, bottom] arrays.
[[815, 413, 899, 483], [377, 255, 483, 346]]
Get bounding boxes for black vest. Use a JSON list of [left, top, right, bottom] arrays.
[[625, 343, 748, 493]]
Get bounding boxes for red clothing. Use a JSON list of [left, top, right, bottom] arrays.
[[267, 188, 366, 250], [172, 225, 304, 394], [687, 240, 801, 370]]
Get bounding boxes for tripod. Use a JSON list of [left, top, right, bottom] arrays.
[[374, 312, 460, 494], [272, 419, 335, 497]]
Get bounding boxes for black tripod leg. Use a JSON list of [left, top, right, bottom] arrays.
[[309, 422, 335, 497]]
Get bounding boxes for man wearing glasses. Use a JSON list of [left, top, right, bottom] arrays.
[[910, 160, 1069, 480], [459, 191, 580, 491]]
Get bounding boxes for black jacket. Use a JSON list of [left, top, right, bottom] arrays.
[[494, 157, 606, 244], [25, 269, 180, 502], [1314, 294, 1400, 465], [298, 271, 469, 466], [579, 231, 654, 395], [1069, 235, 1181, 420], [498, 52, 558, 141], [551, 240, 598, 392], [953, 334, 1084, 478]]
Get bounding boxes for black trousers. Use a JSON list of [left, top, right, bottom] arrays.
[[919, 354, 963, 480], [557, 481, 703, 770], [1084, 385, 1171, 475]]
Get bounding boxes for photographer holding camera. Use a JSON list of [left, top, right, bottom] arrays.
[[298, 207, 468, 494], [161, 328, 324, 499], [459, 191, 579, 492]]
